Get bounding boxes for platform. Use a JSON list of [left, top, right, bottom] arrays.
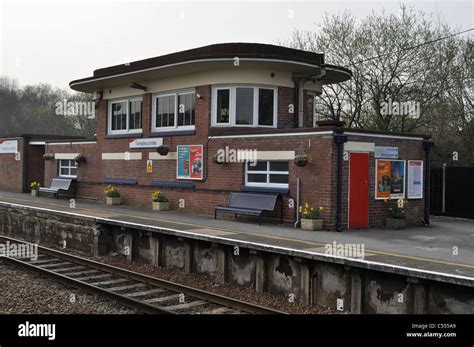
[[0, 190, 473, 286]]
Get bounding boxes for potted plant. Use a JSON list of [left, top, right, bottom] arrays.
[[30, 182, 41, 197], [384, 198, 407, 229], [74, 154, 86, 167], [157, 145, 170, 156], [295, 153, 312, 167], [43, 153, 54, 161], [152, 190, 170, 211], [104, 185, 121, 205], [299, 202, 324, 231]]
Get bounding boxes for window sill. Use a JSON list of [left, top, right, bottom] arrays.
[[105, 133, 143, 139], [240, 186, 289, 194], [149, 129, 196, 137]]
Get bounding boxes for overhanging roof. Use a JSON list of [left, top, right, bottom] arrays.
[[70, 43, 352, 93]]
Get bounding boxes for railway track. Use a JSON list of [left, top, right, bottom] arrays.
[[0, 235, 285, 315]]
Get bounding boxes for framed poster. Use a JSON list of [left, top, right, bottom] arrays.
[[375, 159, 406, 199], [177, 145, 203, 180], [407, 160, 423, 199]]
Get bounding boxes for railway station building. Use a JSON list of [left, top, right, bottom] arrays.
[[0, 43, 433, 230]]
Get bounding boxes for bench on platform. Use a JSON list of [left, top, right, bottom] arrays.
[[215, 192, 281, 225], [38, 178, 76, 199]]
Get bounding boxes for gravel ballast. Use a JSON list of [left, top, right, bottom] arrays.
[[0, 261, 139, 314]]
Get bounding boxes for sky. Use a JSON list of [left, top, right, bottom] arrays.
[[0, 0, 472, 89]]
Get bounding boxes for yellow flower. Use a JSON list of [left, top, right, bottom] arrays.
[[305, 202, 309, 209], [320, 206, 324, 211]]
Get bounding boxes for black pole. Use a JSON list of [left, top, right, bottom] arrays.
[[334, 133, 348, 231], [22, 136, 30, 193], [422, 140, 434, 226]]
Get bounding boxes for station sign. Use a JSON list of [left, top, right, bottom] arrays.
[[129, 138, 163, 149], [375, 146, 399, 159], [0, 140, 18, 154]]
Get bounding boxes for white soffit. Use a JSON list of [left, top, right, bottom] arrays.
[[54, 153, 80, 160], [344, 142, 375, 152], [101, 152, 142, 160], [149, 152, 177, 160]]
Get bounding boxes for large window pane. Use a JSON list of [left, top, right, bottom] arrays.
[[111, 101, 127, 131], [178, 93, 195, 126], [247, 161, 267, 171], [270, 174, 288, 184], [269, 161, 289, 172], [216, 89, 230, 123], [258, 88, 274, 126], [129, 100, 142, 130], [236, 88, 254, 125], [156, 95, 175, 128], [247, 174, 267, 183]]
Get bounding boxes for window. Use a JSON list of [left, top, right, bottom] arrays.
[[236, 87, 254, 125], [153, 91, 195, 132], [245, 161, 289, 188], [59, 160, 77, 178], [216, 89, 230, 124], [108, 98, 142, 134], [212, 86, 277, 127]]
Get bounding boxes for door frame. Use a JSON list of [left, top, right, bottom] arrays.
[[347, 151, 370, 229]]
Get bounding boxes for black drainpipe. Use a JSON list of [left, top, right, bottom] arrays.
[[22, 136, 30, 193], [293, 79, 300, 128], [334, 132, 348, 231], [422, 140, 434, 226]]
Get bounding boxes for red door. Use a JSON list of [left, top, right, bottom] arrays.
[[349, 152, 369, 229]]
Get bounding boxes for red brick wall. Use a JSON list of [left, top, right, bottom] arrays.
[[0, 137, 23, 192], [43, 83, 427, 229]]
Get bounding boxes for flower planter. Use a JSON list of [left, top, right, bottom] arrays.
[[385, 217, 406, 230], [106, 197, 121, 205], [31, 189, 38, 197], [153, 201, 170, 211], [301, 218, 323, 231]]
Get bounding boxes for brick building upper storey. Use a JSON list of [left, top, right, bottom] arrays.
[[0, 43, 433, 231]]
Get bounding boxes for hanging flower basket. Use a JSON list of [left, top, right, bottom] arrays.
[[74, 154, 86, 167], [43, 153, 54, 161], [295, 154, 311, 167], [157, 145, 170, 156]]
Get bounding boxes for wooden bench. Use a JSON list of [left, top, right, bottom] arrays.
[[215, 192, 281, 225], [38, 178, 76, 199]]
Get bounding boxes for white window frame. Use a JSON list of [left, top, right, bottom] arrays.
[[59, 159, 77, 178], [245, 160, 289, 188], [211, 85, 278, 128], [107, 97, 143, 135], [151, 90, 196, 132]]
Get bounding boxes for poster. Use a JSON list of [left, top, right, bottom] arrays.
[[375, 159, 406, 199], [407, 160, 423, 199], [177, 145, 203, 180], [0, 140, 18, 154]]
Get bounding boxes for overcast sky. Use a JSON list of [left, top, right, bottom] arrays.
[[0, 0, 472, 90]]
